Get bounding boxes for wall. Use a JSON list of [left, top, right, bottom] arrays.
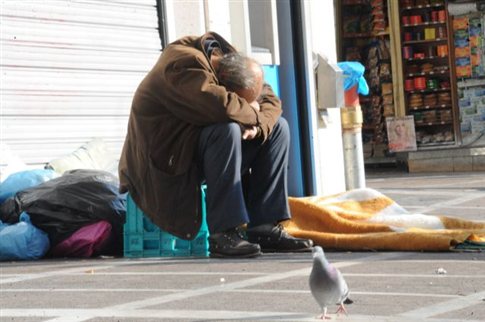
[[307, 0, 347, 194], [0, 0, 161, 172]]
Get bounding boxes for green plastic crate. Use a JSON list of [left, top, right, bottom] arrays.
[[123, 186, 208, 257]]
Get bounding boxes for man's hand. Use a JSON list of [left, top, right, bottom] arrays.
[[241, 100, 260, 140], [242, 126, 259, 140], [249, 100, 260, 112]]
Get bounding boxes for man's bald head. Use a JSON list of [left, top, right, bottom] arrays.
[[216, 53, 264, 102]]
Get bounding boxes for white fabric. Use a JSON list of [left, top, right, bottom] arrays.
[[46, 138, 118, 177], [0, 143, 29, 183]]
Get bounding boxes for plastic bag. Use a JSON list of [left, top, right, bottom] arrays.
[[0, 169, 58, 205], [48, 221, 113, 258], [337, 61, 369, 95], [0, 212, 50, 261], [0, 169, 126, 251], [46, 138, 119, 177]]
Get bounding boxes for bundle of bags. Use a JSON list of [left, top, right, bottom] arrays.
[[0, 140, 126, 261]]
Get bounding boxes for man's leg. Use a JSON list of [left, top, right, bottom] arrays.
[[243, 117, 291, 226], [243, 117, 313, 252], [197, 122, 261, 258]]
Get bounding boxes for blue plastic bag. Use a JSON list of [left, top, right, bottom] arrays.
[[0, 169, 58, 205], [0, 212, 50, 261], [337, 61, 369, 95]]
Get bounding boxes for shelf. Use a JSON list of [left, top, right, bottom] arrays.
[[417, 140, 455, 147], [402, 21, 446, 27], [406, 69, 449, 77], [338, 1, 394, 148], [415, 121, 453, 127], [343, 31, 390, 39], [401, 3, 445, 11], [405, 87, 451, 94], [405, 56, 448, 62], [397, 1, 458, 151], [342, 0, 368, 5], [364, 156, 396, 165], [402, 38, 447, 45], [457, 77, 485, 88], [408, 104, 452, 111]]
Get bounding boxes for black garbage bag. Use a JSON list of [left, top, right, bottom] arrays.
[[0, 169, 126, 255]]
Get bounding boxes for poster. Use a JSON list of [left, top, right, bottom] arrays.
[[386, 116, 417, 152]]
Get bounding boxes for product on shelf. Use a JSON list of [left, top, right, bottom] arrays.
[[345, 47, 362, 61], [433, 65, 448, 73], [415, 0, 429, 6], [409, 93, 423, 108], [421, 63, 434, 73], [452, 13, 485, 79], [439, 109, 452, 122], [437, 91, 451, 105], [436, 44, 448, 57], [383, 103, 394, 116], [414, 76, 426, 90], [423, 93, 438, 106], [439, 80, 450, 89], [379, 63, 391, 77], [407, 64, 420, 74], [458, 86, 485, 139]]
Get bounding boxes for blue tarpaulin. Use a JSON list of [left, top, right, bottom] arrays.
[[337, 61, 369, 95]]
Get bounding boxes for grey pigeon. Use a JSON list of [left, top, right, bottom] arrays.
[[309, 246, 351, 319]]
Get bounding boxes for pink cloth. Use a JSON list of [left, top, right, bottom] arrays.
[[49, 221, 112, 257]]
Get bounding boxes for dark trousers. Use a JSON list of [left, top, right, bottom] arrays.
[[197, 117, 291, 234]]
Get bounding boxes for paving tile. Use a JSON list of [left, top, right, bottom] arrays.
[[1, 291, 173, 309], [340, 259, 485, 276], [435, 302, 485, 321], [153, 291, 316, 314], [2, 273, 257, 290]]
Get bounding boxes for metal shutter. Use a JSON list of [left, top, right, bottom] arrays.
[[0, 0, 161, 167]]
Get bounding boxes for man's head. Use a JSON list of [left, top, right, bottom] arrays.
[[215, 53, 263, 102]]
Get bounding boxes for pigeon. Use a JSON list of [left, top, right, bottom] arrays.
[[309, 246, 352, 319]]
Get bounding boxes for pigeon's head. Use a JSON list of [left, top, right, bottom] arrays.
[[312, 245, 324, 258]]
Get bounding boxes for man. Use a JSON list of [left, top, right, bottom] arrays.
[[119, 32, 313, 258]]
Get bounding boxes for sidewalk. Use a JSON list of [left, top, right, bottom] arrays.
[[1, 170, 484, 322]]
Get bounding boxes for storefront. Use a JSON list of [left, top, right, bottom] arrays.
[[336, 0, 485, 168]]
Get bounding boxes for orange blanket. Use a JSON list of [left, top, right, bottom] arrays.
[[285, 188, 485, 251]]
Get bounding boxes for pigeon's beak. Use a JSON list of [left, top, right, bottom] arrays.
[[311, 247, 318, 257], [311, 246, 323, 258]]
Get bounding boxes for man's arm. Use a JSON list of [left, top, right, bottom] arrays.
[[256, 84, 283, 141], [160, 47, 260, 127], [241, 100, 260, 140]]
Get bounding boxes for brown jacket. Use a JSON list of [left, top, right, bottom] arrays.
[[119, 32, 282, 239]]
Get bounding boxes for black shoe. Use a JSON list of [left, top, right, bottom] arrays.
[[209, 228, 262, 258], [246, 223, 314, 253]]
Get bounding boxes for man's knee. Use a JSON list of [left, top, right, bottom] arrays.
[[205, 122, 241, 143], [275, 117, 289, 136], [270, 117, 290, 144]]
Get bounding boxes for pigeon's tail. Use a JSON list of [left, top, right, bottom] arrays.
[[344, 298, 354, 305]]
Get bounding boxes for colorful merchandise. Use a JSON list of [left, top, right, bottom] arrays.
[[453, 13, 485, 79]]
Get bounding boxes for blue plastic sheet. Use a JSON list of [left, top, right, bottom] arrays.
[[0, 169, 58, 205], [337, 61, 369, 95], [0, 212, 50, 261]]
